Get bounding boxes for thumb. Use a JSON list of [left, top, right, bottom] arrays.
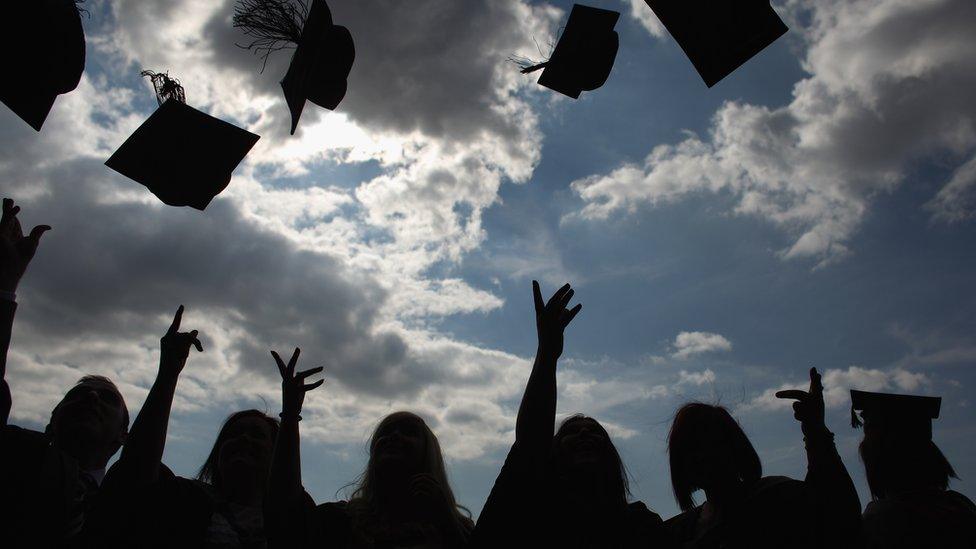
[[28, 225, 51, 243]]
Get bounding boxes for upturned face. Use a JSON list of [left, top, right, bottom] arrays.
[[372, 414, 428, 476], [217, 415, 275, 481], [50, 381, 127, 455], [683, 424, 738, 490], [555, 418, 611, 469]]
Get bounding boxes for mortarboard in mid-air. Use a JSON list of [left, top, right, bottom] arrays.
[[517, 4, 620, 99], [105, 71, 260, 210], [234, 0, 354, 135], [0, 0, 86, 131], [851, 389, 942, 439], [643, 0, 788, 88]]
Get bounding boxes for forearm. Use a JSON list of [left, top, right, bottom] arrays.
[[269, 415, 304, 508], [803, 427, 862, 547], [119, 371, 179, 483], [515, 350, 557, 454], [0, 298, 17, 426]]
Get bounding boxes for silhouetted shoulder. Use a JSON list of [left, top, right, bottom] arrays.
[[664, 476, 815, 549], [863, 489, 976, 548], [314, 500, 354, 546]]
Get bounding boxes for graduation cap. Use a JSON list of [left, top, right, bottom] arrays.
[[105, 71, 260, 210], [0, 0, 86, 131], [850, 390, 942, 440], [517, 4, 619, 99], [643, 0, 788, 88], [234, 0, 354, 134]]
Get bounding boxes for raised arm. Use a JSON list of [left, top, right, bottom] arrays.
[[267, 348, 323, 547], [0, 198, 50, 427], [515, 281, 581, 457], [777, 368, 862, 548], [117, 306, 202, 483]]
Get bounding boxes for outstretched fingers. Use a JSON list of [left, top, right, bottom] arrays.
[[286, 347, 300, 377], [303, 379, 325, 392], [189, 330, 203, 352]]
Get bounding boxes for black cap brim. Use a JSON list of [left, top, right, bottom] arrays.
[[644, 0, 787, 88], [105, 99, 260, 210], [0, 0, 86, 131], [280, 0, 354, 135], [537, 4, 620, 99]]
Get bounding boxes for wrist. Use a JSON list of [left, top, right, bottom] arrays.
[[279, 410, 302, 422], [801, 422, 832, 440], [0, 289, 15, 302]]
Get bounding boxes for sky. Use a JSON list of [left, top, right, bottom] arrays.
[[2, 0, 975, 519]]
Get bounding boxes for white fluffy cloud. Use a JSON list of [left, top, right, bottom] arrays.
[[571, 0, 976, 266], [742, 365, 932, 412], [0, 0, 567, 461], [671, 331, 732, 359]]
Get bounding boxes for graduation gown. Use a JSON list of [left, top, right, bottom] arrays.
[[861, 489, 976, 548], [90, 460, 285, 549], [472, 441, 666, 548], [0, 299, 99, 549]]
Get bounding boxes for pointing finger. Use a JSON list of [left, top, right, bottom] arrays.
[[775, 390, 808, 401], [167, 305, 184, 336]]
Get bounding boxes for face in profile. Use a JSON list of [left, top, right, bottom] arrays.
[[217, 415, 275, 480], [554, 417, 614, 471], [371, 413, 428, 477], [50, 381, 127, 453]]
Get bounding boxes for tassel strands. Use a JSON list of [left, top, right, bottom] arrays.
[[233, 0, 309, 70], [140, 71, 186, 106]]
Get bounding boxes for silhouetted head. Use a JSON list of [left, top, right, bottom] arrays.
[[668, 403, 762, 511], [197, 410, 279, 493], [551, 414, 630, 507], [349, 411, 470, 526], [47, 375, 129, 467], [859, 420, 958, 500]]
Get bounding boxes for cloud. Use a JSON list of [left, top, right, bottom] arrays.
[[623, 0, 667, 38], [742, 365, 932, 412], [677, 369, 716, 386], [569, 0, 976, 265], [671, 331, 732, 359], [926, 152, 976, 223]]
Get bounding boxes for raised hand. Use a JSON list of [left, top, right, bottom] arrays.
[[776, 367, 827, 435], [159, 305, 203, 379], [272, 348, 324, 419], [533, 281, 582, 360], [0, 198, 51, 293]]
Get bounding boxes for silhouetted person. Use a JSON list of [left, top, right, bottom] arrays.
[[473, 282, 665, 548], [265, 348, 473, 548], [852, 389, 976, 548], [0, 198, 132, 548], [91, 307, 280, 548], [663, 368, 861, 549]]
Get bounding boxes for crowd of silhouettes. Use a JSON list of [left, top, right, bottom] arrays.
[[1, 196, 974, 548]]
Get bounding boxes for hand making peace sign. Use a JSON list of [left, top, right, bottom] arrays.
[[272, 348, 324, 419]]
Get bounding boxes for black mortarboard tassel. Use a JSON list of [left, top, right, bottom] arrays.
[[105, 72, 260, 210], [643, 0, 788, 88], [517, 4, 619, 99], [850, 389, 942, 440], [234, 0, 354, 135], [0, 0, 86, 131]]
